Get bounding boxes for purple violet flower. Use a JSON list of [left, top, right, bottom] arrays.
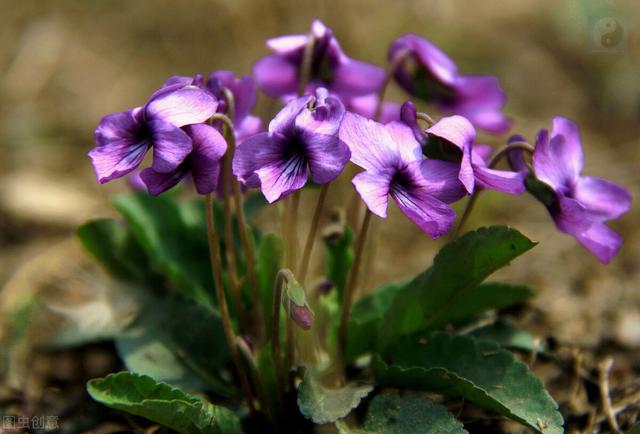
[[162, 71, 263, 142], [389, 34, 511, 134], [339, 112, 465, 238], [232, 88, 350, 203], [400, 101, 524, 195], [140, 124, 227, 195], [89, 84, 218, 183], [253, 20, 385, 102], [524, 117, 631, 263]]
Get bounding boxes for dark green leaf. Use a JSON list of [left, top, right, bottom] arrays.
[[256, 233, 284, 330], [297, 369, 374, 424], [430, 282, 533, 328], [87, 372, 242, 434], [466, 319, 544, 353], [336, 393, 467, 434], [325, 225, 354, 295], [77, 218, 150, 282], [378, 227, 536, 352], [117, 293, 231, 396], [113, 193, 213, 305], [374, 332, 563, 434], [346, 280, 406, 362]]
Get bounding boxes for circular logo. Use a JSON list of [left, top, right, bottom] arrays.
[[593, 17, 624, 49]]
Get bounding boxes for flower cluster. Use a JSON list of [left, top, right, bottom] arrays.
[[89, 19, 631, 262]]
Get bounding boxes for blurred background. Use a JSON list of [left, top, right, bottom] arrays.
[[0, 0, 638, 430]]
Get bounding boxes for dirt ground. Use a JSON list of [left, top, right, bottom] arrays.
[[1, 1, 639, 432]]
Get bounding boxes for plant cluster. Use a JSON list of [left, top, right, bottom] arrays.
[[81, 19, 631, 433]]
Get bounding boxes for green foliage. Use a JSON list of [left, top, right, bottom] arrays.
[[377, 227, 536, 352], [336, 393, 467, 434], [112, 192, 214, 306], [297, 369, 374, 424], [256, 233, 284, 330], [325, 225, 354, 295], [77, 218, 152, 283], [467, 319, 544, 353], [346, 280, 406, 362], [374, 333, 563, 434], [87, 372, 242, 434], [116, 294, 231, 396]]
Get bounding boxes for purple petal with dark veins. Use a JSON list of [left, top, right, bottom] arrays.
[[390, 180, 456, 238], [232, 132, 269, 188], [89, 109, 149, 183]]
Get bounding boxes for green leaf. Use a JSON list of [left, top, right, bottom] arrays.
[[374, 332, 563, 434], [378, 226, 536, 352], [336, 393, 467, 434], [629, 424, 640, 434], [113, 193, 214, 305], [116, 293, 231, 396], [325, 225, 354, 295], [432, 283, 533, 328], [87, 372, 242, 434], [77, 218, 151, 283], [346, 280, 406, 362], [256, 233, 284, 330], [297, 370, 374, 424], [467, 319, 544, 353]]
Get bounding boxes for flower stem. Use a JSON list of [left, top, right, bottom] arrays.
[[298, 183, 330, 283], [451, 141, 535, 238], [219, 116, 248, 334], [286, 191, 301, 271], [204, 194, 255, 413], [271, 269, 295, 403], [338, 209, 373, 355], [416, 111, 436, 127], [373, 49, 411, 121], [298, 32, 317, 96], [236, 336, 271, 420], [221, 88, 265, 341]]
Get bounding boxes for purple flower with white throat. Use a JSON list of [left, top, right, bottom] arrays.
[[254, 20, 385, 101], [89, 84, 218, 183], [401, 102, 524, 195], [528, 117, 631, 263], [339, 112, 465, 238], [233, 88, 350, 203], [389, 34, 510, 134], [140, 124, 227, 195]]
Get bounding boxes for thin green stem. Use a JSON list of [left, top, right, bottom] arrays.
[[204, 194, 255, 413], [271, 269, 295, 403], [416, 112, 436, 127], [298, 183, 330, 283], [220, 118, 247, 334], [236, 336, 271, 420], [373, 49, 411, 121], [451, 141, 535, 239], [338, 209, 373, 355], [286, 191, 301, 271], [220, 88, 264, 341]]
